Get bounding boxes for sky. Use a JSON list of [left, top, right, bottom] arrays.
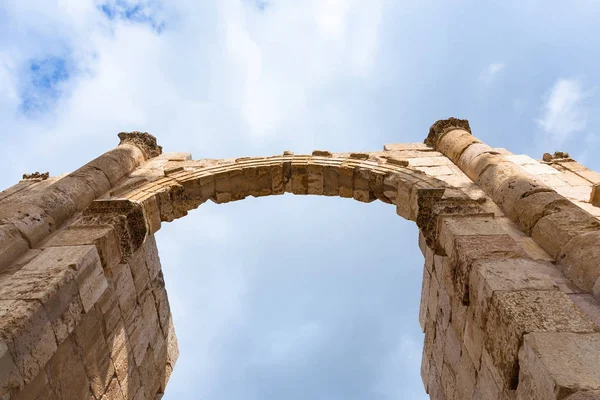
[[1, 1, 600, 399]]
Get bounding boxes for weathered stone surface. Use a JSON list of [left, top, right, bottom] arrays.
[[554, 231, 600, 294], [470, 258, 582, 325], [5, 120, 600, 399], [43, 225, 122, 271], [517, 332, 600, 399], [72, 308, 115, 398], [485, 290, 597, 391], [0, 300, 56, 384], [0, 224, 29, 272], [532, 205, 600, 258], [45, 336, 90, 399], [0, 339, 24, 396]]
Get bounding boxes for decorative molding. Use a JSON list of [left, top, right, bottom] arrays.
[[424, 117, 471, 147], [21, 171, 49, 181], [118, 131, 163, 159]]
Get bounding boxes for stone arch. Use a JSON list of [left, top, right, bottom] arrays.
[[3, 119, 600, 399]]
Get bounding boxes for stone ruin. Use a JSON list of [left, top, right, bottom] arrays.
[[2, 118, 600, 399]]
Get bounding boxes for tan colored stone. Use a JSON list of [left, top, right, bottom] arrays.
[[0, 340, 24, 396], [111, 263, 137, 320], [463, 309, 483, 370], [551, 231, 600, 294], [569, 294, 600, 329], [0, 224, 29, 273], [485, 290, 597, 391], [517, 332, 600, 399], [474, 351, 504, 400], [101, 377, 125, 400], [532, 205, 600, 258], [437, 129, 481, 162], [419, 268, 431, 331], [45, 336, 90, 399], [0, 203, 55, 247], [72, 308, 115, 398], [43, 225, 122, 271], [438, 215, 506, 258], [127, 249, 150, 296], [143, 235, 161, 281], [452, 234, 526, 305], [0, 300, 57, 384], [307, 163, 324, 195], [470, 258, 582, 326]]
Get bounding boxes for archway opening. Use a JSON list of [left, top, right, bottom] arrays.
[[156, 194, 427, 399]]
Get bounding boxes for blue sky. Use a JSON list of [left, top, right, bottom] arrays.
[[1, 0, 600, 399]]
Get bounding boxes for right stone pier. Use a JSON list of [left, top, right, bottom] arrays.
[[419, 118, 600, 399]]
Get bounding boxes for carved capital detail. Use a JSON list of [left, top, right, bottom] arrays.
[[118, 131, 163, 159], [424, 117, 471, 147], [416, 189, 489, 253], [542, 151, 572, 162], [22, 171, 49, 181], [76, 199, 148, 258]]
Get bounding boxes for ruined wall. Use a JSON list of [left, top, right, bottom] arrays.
[[2, 119, 600, 399]]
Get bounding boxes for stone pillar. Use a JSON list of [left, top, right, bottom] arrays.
[[421, 118, 600, 399]]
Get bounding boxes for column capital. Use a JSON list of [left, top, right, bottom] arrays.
[[118, 131, 162, 159], [424, 117, 471, 147]]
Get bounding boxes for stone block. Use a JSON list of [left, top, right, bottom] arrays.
[[0, 224, 29, 273], [291, 162, 309, 195], [470, 258, 582, 326], [455, 350, 477, 399], [101, 377, 125, 400], [307, 163, 324, 195], [0, 203, 55, 247], [452, 234, 526, 305], [72, 308, 115, 398], [111, 263, 137, 320], [532, 205, 600, 258], [143, 235, 161, 281], [474, 351, 504, 400], [0, 300, 57, 384], [438, 215, 506, 259], [9, 368, 56, 400], [517, 332, 600, 399], [45, 336, 90, 399], [127, 249, 150, 297], [569, 294, 600, 329], [485, 290, 597, 391], [419, 268, 431, 331], [51, 176, 97, 211], [494, 174, 551, 216], [338, 164, 354, 198], [96, 285, 121, 335], [141, 196, 161, 234], [85, 154, 127, 186], [0, 340, 24, 396], [437, 129, 481, 162], [554, 231, 600, 294], [463, 309, 483, 371], [322, 165, 340, 196], [43, 225, 122, 272], [509, 190, 571, 234], [105, 321, 141, 400]]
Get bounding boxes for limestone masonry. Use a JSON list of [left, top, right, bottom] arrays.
[[2, 118, 600, 399]]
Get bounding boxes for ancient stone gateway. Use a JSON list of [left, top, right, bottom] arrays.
[[2, 118, 600, 399]]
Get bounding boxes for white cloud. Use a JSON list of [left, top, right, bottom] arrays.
[[480, 62, 505, 85], [537, 78, 588, 145]]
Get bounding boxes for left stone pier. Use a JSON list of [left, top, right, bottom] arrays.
[[0, 132, 178, 400]]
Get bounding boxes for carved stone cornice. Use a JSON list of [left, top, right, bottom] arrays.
[[118, 131, 163, 159], [75, 199, 148, 258], [542, 151, 573, 163], [416, 188, 490, 254], [424, 118, 471, 147]]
